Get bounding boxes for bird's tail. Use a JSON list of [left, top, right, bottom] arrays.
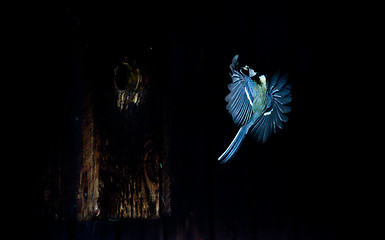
[[218, 126, 248, 164]]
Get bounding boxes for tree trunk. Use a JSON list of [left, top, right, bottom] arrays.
[[40, 59, 171, 221]]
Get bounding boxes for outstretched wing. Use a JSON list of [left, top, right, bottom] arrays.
[[225, 55, 257, 127], [249, 72, 292, 143]]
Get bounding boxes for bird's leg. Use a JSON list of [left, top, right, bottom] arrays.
[[248, 68, 257, 78]]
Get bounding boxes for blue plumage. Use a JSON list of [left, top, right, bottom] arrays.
[[218, 55, 292, 164]]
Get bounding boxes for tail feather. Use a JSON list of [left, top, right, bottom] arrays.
[[218, 127, 248, 164]]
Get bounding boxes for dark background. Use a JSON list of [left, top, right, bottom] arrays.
[[16, 1, 370, 239]]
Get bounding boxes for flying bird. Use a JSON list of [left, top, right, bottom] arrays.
[[218, 55, 292, 164]]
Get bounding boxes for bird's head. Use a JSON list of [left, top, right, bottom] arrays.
[[242, 65, 257, 78]]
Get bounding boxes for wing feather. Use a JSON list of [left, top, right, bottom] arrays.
[[249, 72, 292, 142], [225, 55, 257, 127]]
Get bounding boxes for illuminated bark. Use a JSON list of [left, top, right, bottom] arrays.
[[41, 58, 170, 221]]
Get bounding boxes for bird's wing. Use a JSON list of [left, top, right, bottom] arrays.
[[249, 72, 292, 143], [225, 55, 257, 127]]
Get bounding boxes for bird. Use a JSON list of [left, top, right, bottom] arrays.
[[218, 55, 292, 164]]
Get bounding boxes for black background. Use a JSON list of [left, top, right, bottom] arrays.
[[15, 1, 372, 239]]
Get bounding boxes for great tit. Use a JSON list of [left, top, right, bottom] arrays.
[[218, 55, 292, 164]]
